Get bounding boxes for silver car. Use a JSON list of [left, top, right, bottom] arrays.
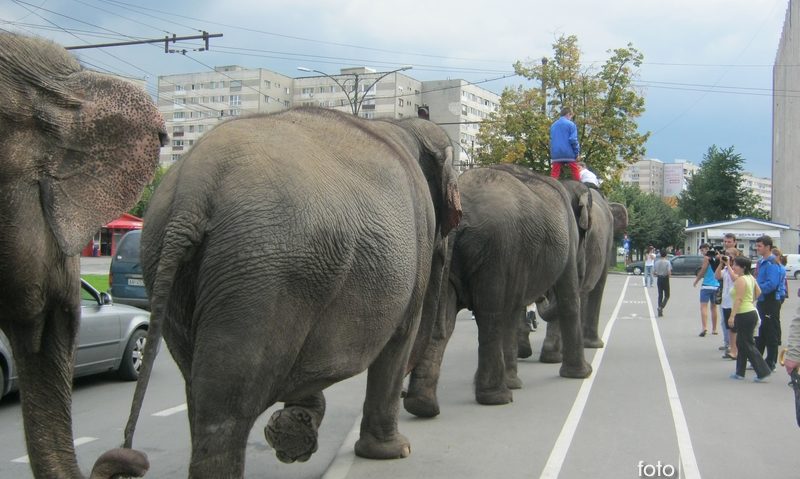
[[0, 279, 149, 398]]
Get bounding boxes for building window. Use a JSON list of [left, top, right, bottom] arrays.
[[172, 154, 182, 162], [175, 84, 185, 92], [399, 98, 404, 107], [198, 125, 205, 133], [188, 125, 195, 133], [264, 80, 271, 88], [229, 95, 241, 106], [302, 87, 314, 95], [173, 111, 185, 120], [230, 80, 242, 92], [229, 109, 240, 116]]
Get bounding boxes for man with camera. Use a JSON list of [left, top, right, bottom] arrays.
[[694, 243, 721, 337], [754, 235, 785, 371]]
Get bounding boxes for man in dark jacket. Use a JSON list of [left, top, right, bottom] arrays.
[[755, 235, 784, 371], [549, 107, 581, 181]]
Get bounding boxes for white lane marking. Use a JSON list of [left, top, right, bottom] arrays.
[[11, 437, 98, 463], [539, 276, 630, 479], [152, 403, 188, 417], [321, 413, 363, 479], [644, 289, 701, 479]]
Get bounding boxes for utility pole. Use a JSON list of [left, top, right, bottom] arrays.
[[541, 57, 548, 114], [65, 32, 222, 52]]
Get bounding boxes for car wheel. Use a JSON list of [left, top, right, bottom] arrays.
[[633, 266, 642, 275], [795, 271, 800, 280], [0, 364, 5, 399], [118, 329, 147, 381]]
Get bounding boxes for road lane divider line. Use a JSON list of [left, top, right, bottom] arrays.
[[153, 403, 188, 417], [11, 437, 98, 464], [321, 413, 363, 479], [539, 276, 630, 479], [643, 290, 701, 479]]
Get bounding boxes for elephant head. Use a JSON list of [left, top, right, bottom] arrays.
[[0, 33, 166, 478]]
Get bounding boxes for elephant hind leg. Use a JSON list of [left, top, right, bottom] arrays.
[[474, 312, 513, 405], [265, 392, 326, 463]]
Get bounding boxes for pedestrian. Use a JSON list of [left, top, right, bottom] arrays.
[[577, 161, 600, 188], [716, 244, 741, 360], [693, 243, 720, 337], [715, 233, 738, 357], [754, 235, 784, 371], [729, 256, 771, 382], [644, 245, 656, 288], [549, 107, 581, 181], [654, 250, 671, 317]]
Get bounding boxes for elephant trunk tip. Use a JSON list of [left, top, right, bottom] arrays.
[[89, 448, 149, 479]]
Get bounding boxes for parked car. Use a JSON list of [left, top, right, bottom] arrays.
[[0, 280, 149, 398], [785, 253, 800, 279], [626, 260, 645, 275], [109, 229, 149, 310], [668, 255, 705, 276], [626, 255, 702, 276]]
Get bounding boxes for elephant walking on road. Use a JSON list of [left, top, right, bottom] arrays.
[[404, 164, 591, 418], [532, 181, 628, 362], [123, 108, 462, 478], [0, 33, 166, 478]]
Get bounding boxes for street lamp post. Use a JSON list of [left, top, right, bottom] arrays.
[[297, 66, 412, 116]]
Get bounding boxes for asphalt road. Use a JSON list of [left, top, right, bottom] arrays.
[[0, 272, 797, 478]]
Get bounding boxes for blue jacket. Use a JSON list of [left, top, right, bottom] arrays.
[[549, 116, 580, 161], [756, 255, 783, 301]]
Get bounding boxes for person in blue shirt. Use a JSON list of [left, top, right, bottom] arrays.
[[549, 107, 581, 181], [754, 235, 784, 371], [693, 244, 720, 337]]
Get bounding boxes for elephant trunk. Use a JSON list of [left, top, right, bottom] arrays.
[[9, 296, 148, 478]]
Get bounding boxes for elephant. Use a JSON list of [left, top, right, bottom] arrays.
[[404, 164, 591, 418], [121, 107, 462, 478], [0, 33, 167, 478], [529, 180, 628, 363]]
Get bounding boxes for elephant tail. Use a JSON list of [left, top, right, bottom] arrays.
[[123, 213, 206, 450]]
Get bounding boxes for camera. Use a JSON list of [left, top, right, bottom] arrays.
[[706, 245, 724, 258]]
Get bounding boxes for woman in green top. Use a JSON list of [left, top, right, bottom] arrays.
[[728, 256, 772, 381]]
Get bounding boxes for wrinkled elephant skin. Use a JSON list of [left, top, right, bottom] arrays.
[[122, 108, 461, 478], [0, 33, 165, 478]]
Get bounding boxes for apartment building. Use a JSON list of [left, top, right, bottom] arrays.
[[420, 79, 500, 170], [157, 65, 294, 164], [773, 0, 800, 254], [157, 67, 499, 171], [621, 158, 770, 211]]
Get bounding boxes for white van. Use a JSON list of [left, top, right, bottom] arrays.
[[785, 253, 800, 279]]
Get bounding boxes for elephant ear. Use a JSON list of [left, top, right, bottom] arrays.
[[440, 146, 463, 236], [609, 203, 628, 236], [578, 190, 592, 232]]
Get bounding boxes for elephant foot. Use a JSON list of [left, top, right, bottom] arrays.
[[539, 349, 563, 364], [403, 394, 440, 418], [505, 374, 523, 390], [265, 406, 319, 464], [584, 337, 604, 349], [559, 361, 592, 379], [475, 386, 513, 405], [517, 333, 533, 359], [354, 432, 411, 459], [90, 448, 149, 479]]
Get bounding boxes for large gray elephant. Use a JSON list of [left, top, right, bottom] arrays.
[[122, 107, 462, 477], [0, 33, 167, 478], [532, 180, 628, 362], [404, 164, 591, 418]]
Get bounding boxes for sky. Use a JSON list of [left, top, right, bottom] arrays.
[[0, 0, 791, 178]]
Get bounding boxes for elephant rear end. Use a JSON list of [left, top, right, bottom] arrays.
[[128, 107, 461, 475]]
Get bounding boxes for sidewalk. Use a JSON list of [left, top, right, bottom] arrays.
[[79, 256, 111, 275]]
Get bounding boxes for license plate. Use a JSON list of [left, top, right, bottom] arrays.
[[128, 278, 144, 287]]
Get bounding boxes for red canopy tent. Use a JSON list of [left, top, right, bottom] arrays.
[[81, 213, 143, 257]]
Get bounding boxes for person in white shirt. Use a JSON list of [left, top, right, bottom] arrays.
[[577, 161, 600, 188], [644, 245, 656, 288]]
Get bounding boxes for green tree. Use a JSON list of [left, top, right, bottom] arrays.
[[128, 165, 168, 218], [475, 35, 650, 184], [608, 183, 685, 257], [677, 145, 769, 224]]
